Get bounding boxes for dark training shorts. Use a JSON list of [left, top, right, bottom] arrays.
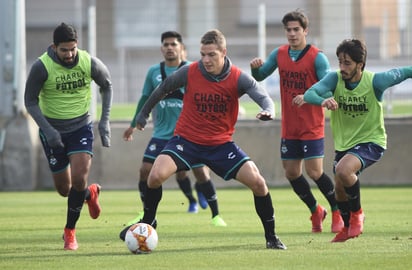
[[161, 135, 250, 180], [142, 137, 168, 163], [333, 142, 385, 175], [39, 123, 94, 173], [280, 138, 325, 160]]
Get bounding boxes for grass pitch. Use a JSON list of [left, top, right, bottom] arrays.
[[0, 187, 411, 270]]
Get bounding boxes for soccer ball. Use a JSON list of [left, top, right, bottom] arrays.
[[125, 223, 158, 254]]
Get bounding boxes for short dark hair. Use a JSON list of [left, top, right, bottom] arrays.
[[282, 9, 309, 29], [161, 31, 183, 43], [53, 23, 78, 45], [200, 29, 226, 51], [336, 39, 367, 70]]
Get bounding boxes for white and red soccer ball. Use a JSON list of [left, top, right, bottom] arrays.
[[125, 223, 158, 254]]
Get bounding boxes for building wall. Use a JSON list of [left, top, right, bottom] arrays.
[[25, 118, 412, 191]]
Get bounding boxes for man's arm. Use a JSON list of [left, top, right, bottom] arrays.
[[24, 60, 64, 148], [238, 72, 275, 120], [135, 65, 189, 129], [373, 66, 412, 101], [314, 52, 331, 80], [91, 56, 113, 147], [250, 48, 279, 82], [303, 71, 338, 106]]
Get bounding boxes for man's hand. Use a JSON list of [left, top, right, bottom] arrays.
[[98, 120, 111, 147], [123, 126, 136, 141], [321, 98, 338, 110], [45, 128, 64, 148], [256, 111, 273, 121], [292, 94, 306, 107], [250, 58, 264, 69]]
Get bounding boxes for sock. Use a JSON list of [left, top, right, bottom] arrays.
[[289, 175, 317, 213], [337, 201, 351, 227], [84, 186, 91, 201], [142, 186, 162, 224], [254, 193, 276, 241], [344, 179, 361, 212], [177, 177, 196, 203], [138, 180, 148, 207], [65, 187, 86, 229], [315, 173, 339, 211], [195, 180, 219, 217]]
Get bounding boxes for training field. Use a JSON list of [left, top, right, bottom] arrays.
[[1, 187, 411, 270]]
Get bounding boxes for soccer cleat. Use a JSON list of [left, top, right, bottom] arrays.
[[266, 236, 287, 250], [211, 215, 227, 227], [331, 227, 350, 242], [63, 228, 78, 250], [86, 184, 101, 219], [126, 212, 144, 226], [310, 204, 327, 233], [331, 210, 345, 233], [196, 190, 208, 209], [188, 201, 198, 213], [119, 219, 157, 241], [348, 208, 365, 238]]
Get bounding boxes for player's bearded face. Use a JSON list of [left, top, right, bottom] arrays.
[[338, 53, 361, 82], [55, 41, 78, 65], [161, 37, 181, 62]]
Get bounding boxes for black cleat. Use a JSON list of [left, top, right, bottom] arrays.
[[266, 236, 287, 250], [119, 219, 157, 241]]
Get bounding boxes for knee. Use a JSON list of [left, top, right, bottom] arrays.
[[251, 178, 268, 196], [307, 170, 323, 181], [55, 185, 70, 197], [147, 171, 166, 189]]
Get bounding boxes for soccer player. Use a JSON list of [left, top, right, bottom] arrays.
[[302, 38, 412, 242], [24, 23, 112, 250], [126, 29, 286, 249], [250, 10, 343, 233], [122, 31, 226, 227]]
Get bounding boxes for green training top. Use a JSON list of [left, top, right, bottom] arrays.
[[331, 70, 387, 151], [39, 49, 92, 119]]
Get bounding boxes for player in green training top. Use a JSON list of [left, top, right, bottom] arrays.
[[24, 23, 112, 250], [301, 38, 412, 242], [120, 31, 226, 239]]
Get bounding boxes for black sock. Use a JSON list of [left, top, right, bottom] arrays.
[[337, 201, 351, 227], [66, 187, 86, 229], [142, 186, 162, 224], [344, 179, 361, 212], [254, 193, 276, 241], [84, 186, 91, 201], [195, 180, 219, 217], [177, 177, 196, 203], [289, 175, 317, 212], [315, 173, 339, 211], [138, 180, 148, 207]]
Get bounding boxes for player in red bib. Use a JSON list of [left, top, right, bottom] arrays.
[[132, 29, 286, 250], [251, 10, 344, 233]]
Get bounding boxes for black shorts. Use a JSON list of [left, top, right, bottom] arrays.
[[161, 136, 250, 180], [39, 123, 94, 173], [333, 142, 385, 175]]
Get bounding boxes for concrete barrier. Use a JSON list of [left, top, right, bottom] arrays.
[[1, 116, 411, 190]]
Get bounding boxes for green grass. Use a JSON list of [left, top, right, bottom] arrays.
[[1, 187, 411, 270], [102, 100, 412, 121]]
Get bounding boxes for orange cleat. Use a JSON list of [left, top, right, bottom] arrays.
[[310, 204, 327, 233], [63, 228, 78, 250], [331, 227, 349, 243], [348, 208, 365, 238], [86, 184, 101, 219], [331, 210, 344, 233]]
